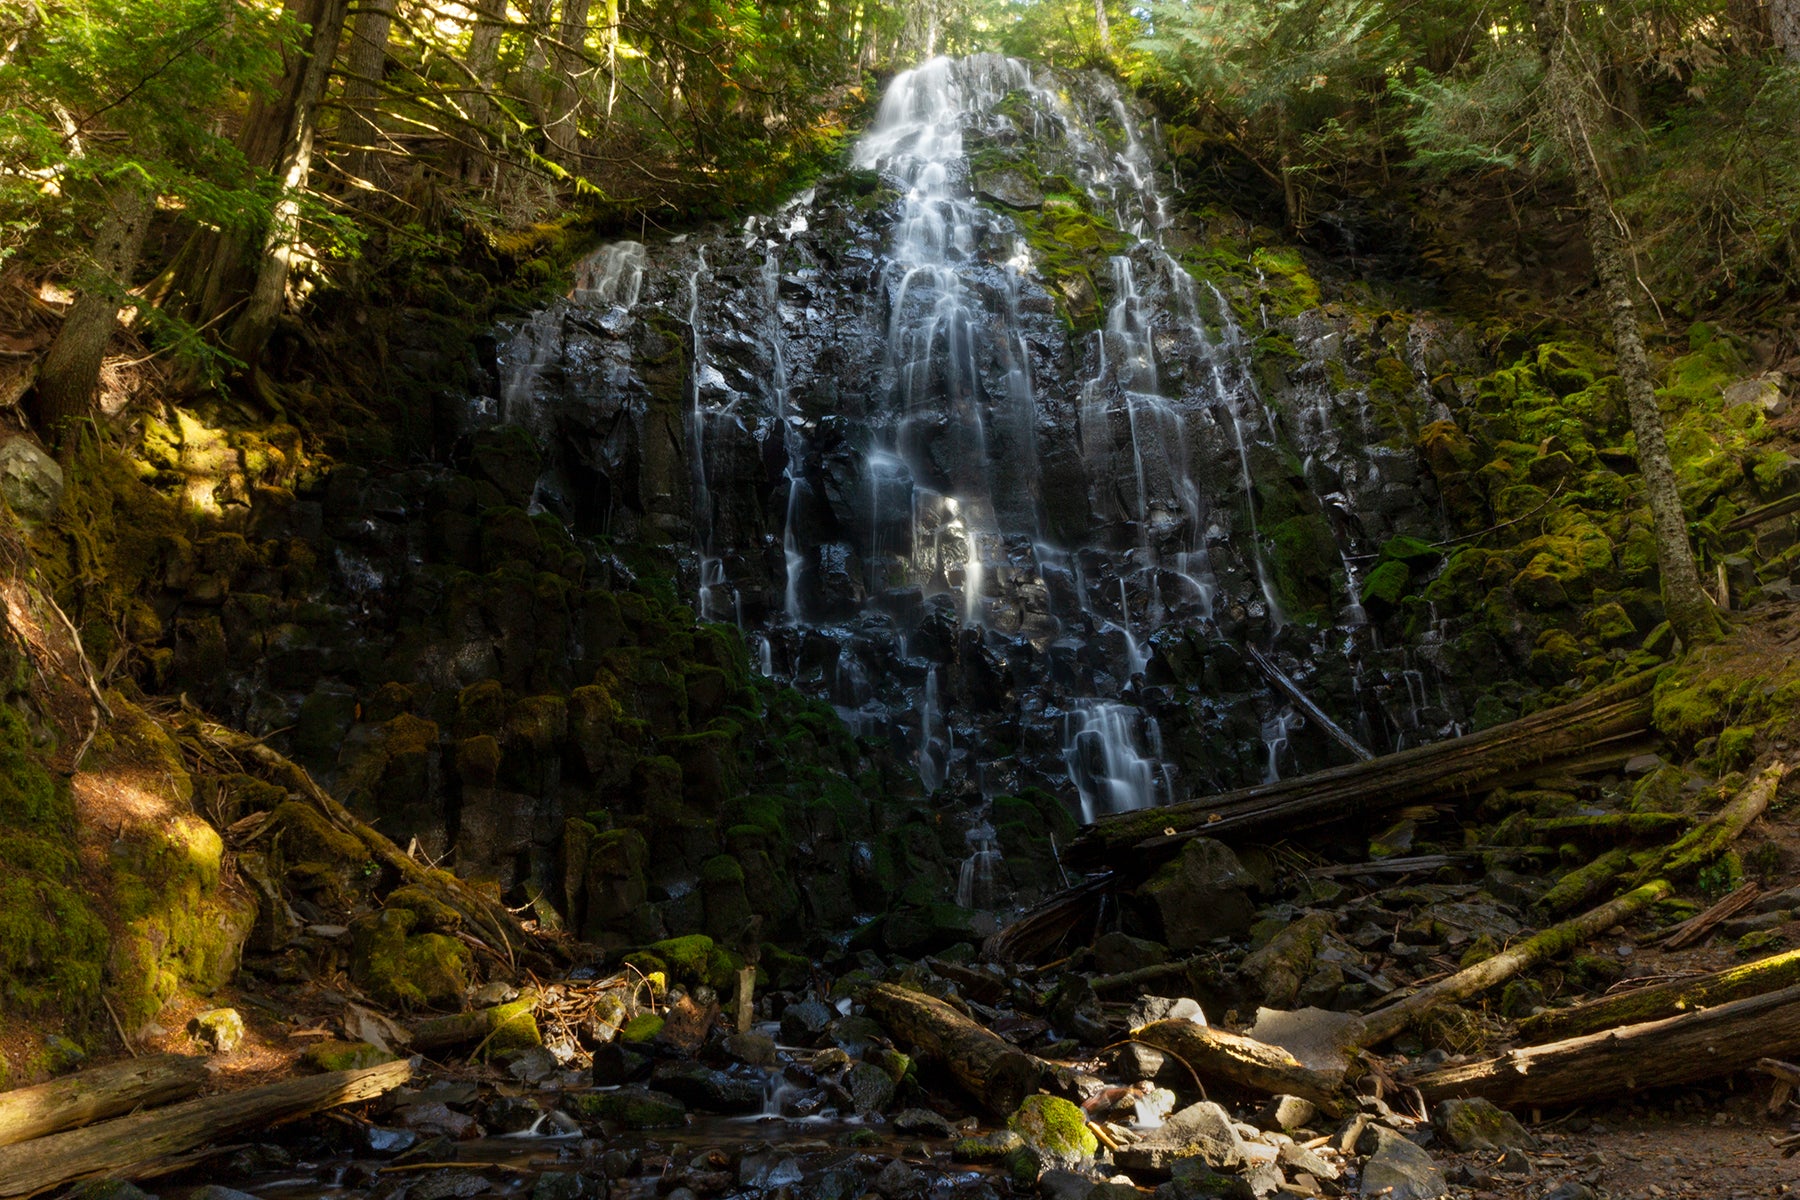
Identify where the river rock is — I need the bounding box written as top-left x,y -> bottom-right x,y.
0,438 -> 62,524
846,1060 -> 897,1113
1358,1127 -> 1446,1200
780,998 -> 834,1045
189,1007 -> 245,1053
1010,1094 -> 1099,1171
1431,1097 -> 1537,1153
648,1061 -> 766,1112
1137,839 -> 1257,948
894,1107 -> 958,1137
1114,1100 -> 1245,1172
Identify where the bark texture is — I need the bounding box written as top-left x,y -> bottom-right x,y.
0,1054 -> 209,1148
864,983 -> 1045,1117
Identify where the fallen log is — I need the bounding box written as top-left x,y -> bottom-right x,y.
1631,760 -> 1787,884
1660,881 -> 1762,950
1130,1019 -> 1348,1116
1722,491 -> 1800,533
1067,670 -> 1660,869
1516,947 -> 1800,1043
409,993 -> 540,1053
1090,955 -> 1208,994
0,1055 -> 210,1147
864,983 -> 1044,1118
0,1060 -> 411,1197
1358,880 -> 1672,1047
1243,645 -> 1373,762
1407,982 -> 1800,1108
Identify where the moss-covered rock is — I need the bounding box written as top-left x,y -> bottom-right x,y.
1008,1094 -> 1098,1161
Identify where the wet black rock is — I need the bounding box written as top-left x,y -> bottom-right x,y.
648,1061 -> 768,1113
781,999 -> 835,1045
845,1060 -> 898,1114
1357,1127 -> 1446,1200
893,1107 -> 958,1138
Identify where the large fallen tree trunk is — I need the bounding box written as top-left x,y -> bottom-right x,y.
1357,881 -> 1672,1047
1066,670 -> 1659,869
1129,1019 -> 1348,1115
1516,947 -> 1800,1043
1629,760 -> 1787,885
1407,982 -> 1800,1108
0,1055 -> 210,1147
0,1060 -> 410,1197
864,983 -> 1044,1118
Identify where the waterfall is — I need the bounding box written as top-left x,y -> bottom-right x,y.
505,54 -> 1462,886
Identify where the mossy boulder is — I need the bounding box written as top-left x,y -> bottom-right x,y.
303,1040 -> 397,1072
348,906 -> 471,1008
564,1085 -> 687,1128
1008,1094 -> 1098,1163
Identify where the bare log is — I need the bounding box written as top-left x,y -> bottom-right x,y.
1516,947 -> 1800,1043
1408,983 -> 1800,1108
1661,881 -> 1761,950
1067,670 -> 1659,869
0,1060 -> 410,1196
0,1055 -> 210,1148
864,983 -> 1044,1117
1358,880 -> 1672,1047
1130,1019 -> 1347,1115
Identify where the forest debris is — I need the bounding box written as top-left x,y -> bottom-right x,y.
1660,881 -> 1762,949
1516,947 -> 1800,1042
410,993 -> 541,1054
1090,955 -> 1208,994
1406,982 -> 1800,1108
0,1060 -> 411,1196
864,983 -> 1045,1117
1357,880 -> 1672,1047
1129,1017 -> 1349,1115
0,1054 -> 210,1148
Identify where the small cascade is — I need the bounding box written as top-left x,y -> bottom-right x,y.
955,822 -> 1001,909
1262,707 -> 1300,782
1065,702 -> 1160,823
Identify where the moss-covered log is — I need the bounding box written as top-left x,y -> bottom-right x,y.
0,1060 -> 410,1196
1130,1019 -> 1348,1115
1516,948 -> 1800,1042
1631,760 -> 1787,883
1409,983 -> 1800,1108
0,1055 -> 209,1147
1067,670 -> 1660,870
1537,847 -> 1633,915
864,983 -> 1044,1117
1358,880 -> 1672,1047
410,993 -> 542,1053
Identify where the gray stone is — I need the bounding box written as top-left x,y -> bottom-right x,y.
1138,839 -> 1257,949
0,438 -> 62,524
1358,1127 -> 1446,1200
532,1174 -> 597,1200
973,168 -> 1044,210
1723,373 -> 1786,413
1128,995 -> 1207,1028
780,998 -> 834,1045
648,1061 -> 766,1113
1718,909 -> 1794,939
873,1158 -> 926,1199
1756,885 -> 1800,913
189,1007 -> 245,1053
845,1060 -> 897,1114
1262,1095 -> 1319,1133
189,1189 -> 263,1200
1162,1158 -> 1255,1200
1113,1042 -> 1167,1082
893,1107 -> 957,1138
1038,1170 -> 1097,1200
722,1031 -> 777,1066
1092,931 -> 1170,975
1276,1142 -> 1339,1181
1114,1100 -> 1245,1172
1622,753 -> 1664,776
1432,1098 -> 1538,1153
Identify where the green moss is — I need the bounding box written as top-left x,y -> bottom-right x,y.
302,1039 -> 397,1072
1008,1094 -> 1098,1159
349,908 -> 471,1009
1360,559 -> 1411,616
619,1012 -> 665,1042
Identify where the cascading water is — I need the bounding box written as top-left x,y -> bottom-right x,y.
487,54 -> 1467,908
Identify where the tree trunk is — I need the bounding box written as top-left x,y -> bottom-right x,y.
1093,0 -> 1111,52
0,1061 -> 410,1197
224,0 -> 350,373
1406,982 -> 1800,1108
0,1054 -> 209,1148
864,983 -> 1045,1117
1515,947 -> 1800,1043
337,0 -> 397,184
32,182 -> 152,442
546,0 -> 592,157
1771,0 -> 1800,59
1545,0 -> 1723,647
1129,1019 -> 1348,1114
458,0 -> 507,182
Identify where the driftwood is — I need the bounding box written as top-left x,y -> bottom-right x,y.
0,1055 -> 210,1148
1660,881 -> 1762,950
1358,880 -> 1672,1047
0,1060 -> 411,1197
1754,1058 -> 1800,1116
1067,670 -> 1659,869
1722,491 -> 1800,533
1090,955 -> 1208,994
864,983 -> 1044,1117
1408,982 -> 1800,1108
1516,947 -> 1800,1042
1130,1019 -> 1347,1115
